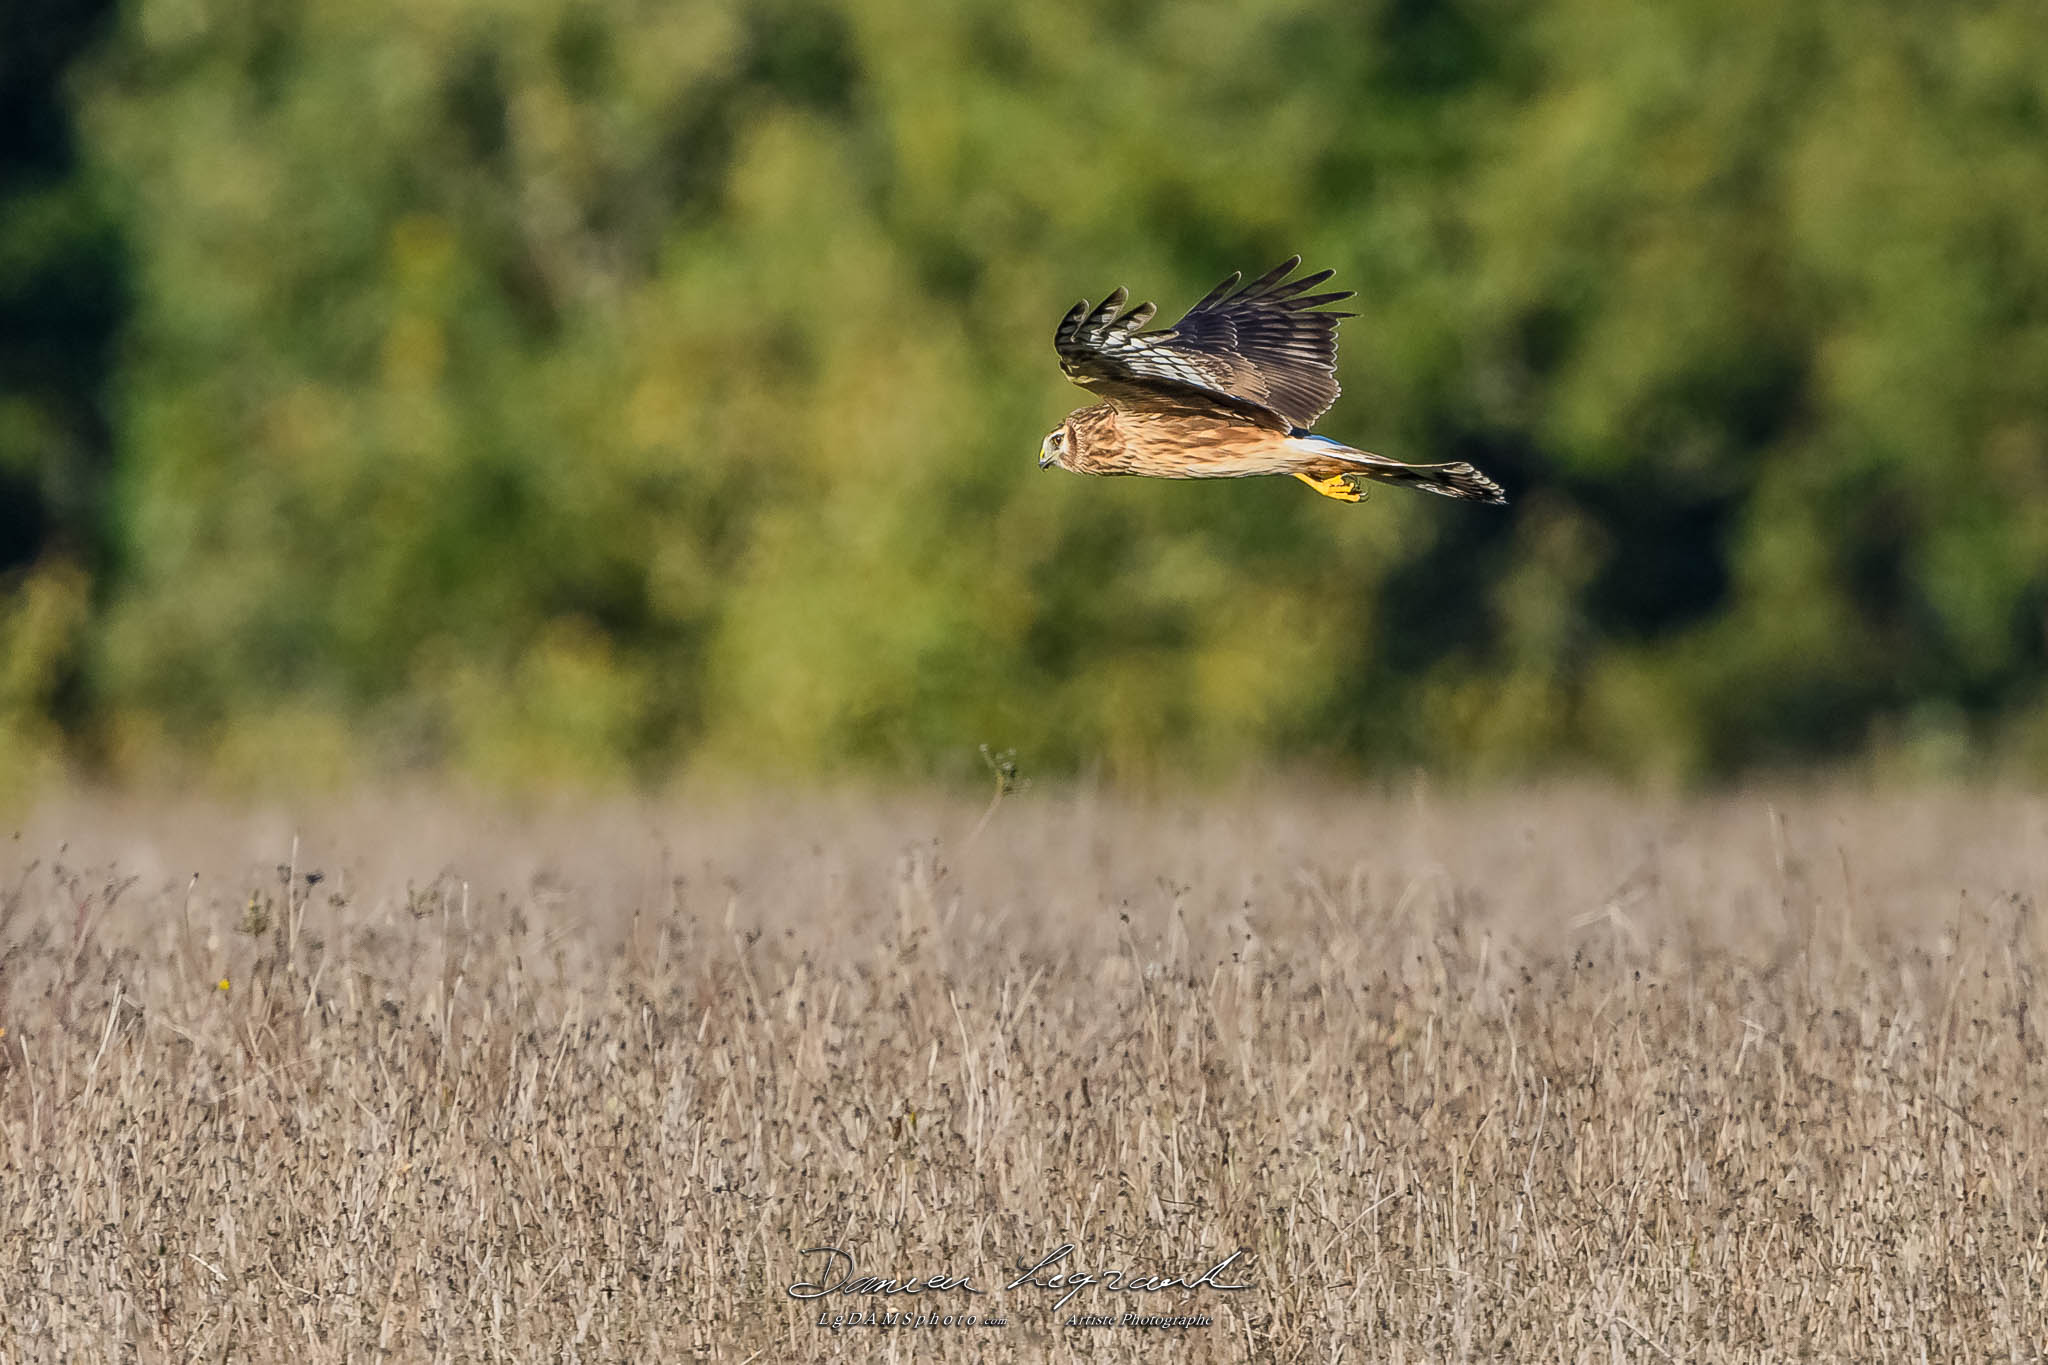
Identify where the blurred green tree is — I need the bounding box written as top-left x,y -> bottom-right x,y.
0,0 -> 125,792
28,0 -> 2046,787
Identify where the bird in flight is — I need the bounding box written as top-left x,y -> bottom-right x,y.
1041,258 -> 1506,505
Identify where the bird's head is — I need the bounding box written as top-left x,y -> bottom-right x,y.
1038,421 -> 1072,472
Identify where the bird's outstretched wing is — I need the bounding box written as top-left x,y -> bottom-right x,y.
1054,257 -> 1356,430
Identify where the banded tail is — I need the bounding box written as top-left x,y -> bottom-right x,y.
1287,433 -> 1507,505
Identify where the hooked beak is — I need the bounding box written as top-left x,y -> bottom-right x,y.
1038,449 -> 1056,469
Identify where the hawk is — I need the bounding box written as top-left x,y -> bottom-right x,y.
1040,258 -> 1506,505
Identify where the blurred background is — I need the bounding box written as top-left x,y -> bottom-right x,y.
2,0 -> 2045,796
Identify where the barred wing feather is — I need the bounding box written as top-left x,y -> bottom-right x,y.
1054,257 -> 1356,430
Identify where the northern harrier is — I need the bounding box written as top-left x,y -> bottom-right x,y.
1040,258 -> 1506,505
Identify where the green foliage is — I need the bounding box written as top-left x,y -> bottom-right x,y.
0,0 -> 125,785
11,0 -> 2048,785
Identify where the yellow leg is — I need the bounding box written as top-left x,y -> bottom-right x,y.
1292,471 -> 1368,503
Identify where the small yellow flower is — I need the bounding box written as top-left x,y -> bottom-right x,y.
217,978 -> 231,993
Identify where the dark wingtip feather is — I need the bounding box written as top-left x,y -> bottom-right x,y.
1189,270 -> 1245,314
1265,267 -> 1336,301
1054,299 -> 1091,346
1227,259 -> 1300,304
1254,255 -> 1303,284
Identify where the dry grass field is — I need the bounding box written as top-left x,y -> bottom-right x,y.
2,783 -> 2046,1361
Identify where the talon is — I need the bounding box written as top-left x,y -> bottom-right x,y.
1293,471 -> 1366,503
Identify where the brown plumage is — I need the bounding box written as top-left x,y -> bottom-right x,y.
1040,258 -> 1507,505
